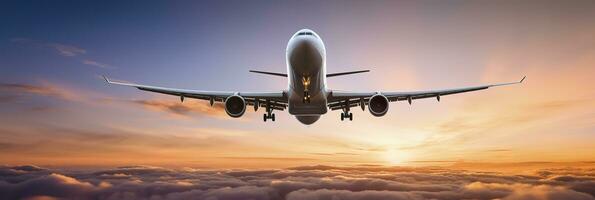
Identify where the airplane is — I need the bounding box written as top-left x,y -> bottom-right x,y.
104,28 -> 525,125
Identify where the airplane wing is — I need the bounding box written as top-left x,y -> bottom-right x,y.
103,76 -> 287,110
327,76 -> 525,110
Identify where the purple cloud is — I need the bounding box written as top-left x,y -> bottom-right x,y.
0,165 -> 594,200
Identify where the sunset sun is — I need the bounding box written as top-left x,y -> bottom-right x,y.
383,149 -> 412,165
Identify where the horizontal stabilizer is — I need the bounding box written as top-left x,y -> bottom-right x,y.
249,70 -> 287,77
327,70 -> 370,77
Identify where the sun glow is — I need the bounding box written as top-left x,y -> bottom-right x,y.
383,149 -> 412,165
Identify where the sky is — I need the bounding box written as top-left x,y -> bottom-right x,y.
0,0 -> 594,171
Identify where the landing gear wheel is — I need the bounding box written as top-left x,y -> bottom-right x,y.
264,109 -> 275,122
340,112 -> 353,121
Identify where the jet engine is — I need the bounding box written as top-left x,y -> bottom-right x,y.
368,94 -> 389,117
225,95 -> 246,118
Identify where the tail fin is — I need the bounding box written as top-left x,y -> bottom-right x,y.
327,70 -> 370,77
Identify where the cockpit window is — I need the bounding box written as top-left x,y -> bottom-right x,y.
296,32 -> 317,38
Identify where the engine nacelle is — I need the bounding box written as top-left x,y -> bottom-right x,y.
368,94 -> 389,117
225,95 -> 246,118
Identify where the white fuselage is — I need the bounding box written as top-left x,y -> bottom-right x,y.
286,29 -> 327,124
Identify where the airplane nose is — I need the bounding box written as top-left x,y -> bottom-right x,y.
289,38 -> 322,73
294,38 -> 317,54
291,38 -> 319,61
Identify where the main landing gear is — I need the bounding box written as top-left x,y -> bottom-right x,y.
340,99 -> 353,121
263,108 -> 275,122
340,108 -> 353,121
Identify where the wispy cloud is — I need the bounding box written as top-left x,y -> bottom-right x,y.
11,38 -> 86,57
309,152 -> 359,156
82,59 -> 113,69
485,149 -> 513,152
0,81 -> 82,102
11,38 -> 114,69
0,125 -> 238,167
0,80 -> 229,120
218,156 -> 318,162
132,99 -> 226,118
0,95 -> 18,103
48,43 -> 86,57
402,98 -> 595,153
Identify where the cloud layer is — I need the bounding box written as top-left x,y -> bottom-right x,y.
0,165 -> 593,200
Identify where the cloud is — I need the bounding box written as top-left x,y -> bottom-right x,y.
48,43 -> 86,57
11,38 -> 86,57
11,38 -> 113,69
572,182 -> 595,198
10,165 -> 46,172
466,182 -> 595,200
0,125 -> 241,167
0,164 -> 594,200
0,95 -> 17,103
219,157 -> 318,162
0,82 -> 81,102
1,80 -> 223,117
404,98 -> 595,153
286,189 -> 423,200
82,59 -> 112,69
485,149 -> 513,152
309,152 -> 360,156
0,173 -> 95,199
132,99 -> 226,118
172,186 -> 278,200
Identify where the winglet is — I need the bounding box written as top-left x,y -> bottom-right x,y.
102,75 -> 111,83
487,76 -> 527,87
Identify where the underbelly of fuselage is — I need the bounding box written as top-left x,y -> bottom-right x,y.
287,43 -> 327,115
285,31 -> 327,124
288,89 -> 327,115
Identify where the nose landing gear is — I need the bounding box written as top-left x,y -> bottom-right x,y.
302,76 -> 311,104
302,91 -> 311,103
